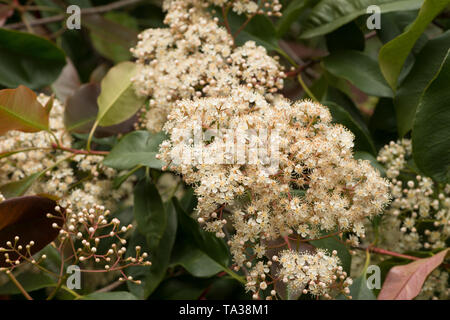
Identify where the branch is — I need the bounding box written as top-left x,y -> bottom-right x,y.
4,0 -> 143,29
52,143 -> 109,156
354,245 -> 420,261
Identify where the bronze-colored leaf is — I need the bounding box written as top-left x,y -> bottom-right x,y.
0,85 -> 49,135
0,196 -> 62,267
378,249 -> 449,300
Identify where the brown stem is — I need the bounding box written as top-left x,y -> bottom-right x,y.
52,143 -> 109,156
222,5 -> 234,43
7,272 -> 33,300
285,60 -> 317,77
355,245 -> 420,261
4,0 -> 143,29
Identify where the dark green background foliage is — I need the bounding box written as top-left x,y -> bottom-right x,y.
0,0 -> 449,300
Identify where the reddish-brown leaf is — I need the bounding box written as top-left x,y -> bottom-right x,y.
0,86 -> 49,135
378,249 -> 449,300
0,196 -> 62,267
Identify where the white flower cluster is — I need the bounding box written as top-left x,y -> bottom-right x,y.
378,139 -> 450,251
131,1 -> 285,132
139,0 -> 389,299
163,0 -> 282,17
375,139 -> 450,299
0,95 -> 134,213
159,87 -> 390,298
276,249 -> 352,298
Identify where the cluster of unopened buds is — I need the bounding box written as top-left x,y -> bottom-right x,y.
0,237 -> 44,270
1,203 -> 151,286
239,248 -> 353,300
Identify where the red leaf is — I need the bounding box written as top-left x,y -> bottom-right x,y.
0,196 -> 62,267
378,249 -> 449,300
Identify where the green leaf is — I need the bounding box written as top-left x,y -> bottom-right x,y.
0,86 -> 50,135
369,98 -> 398,150
338,273 -> 376,300
379,0 -> 450,90
300,0 -> 424,39
376,10 -> 420,43
324,101 -> 377,155
310,236 -> 352,274
103,131 -> 166,170
0,29 -> 66,89
82,292 -> 138,300
0,172 -> 42,198
95,61 -> 145,127
127,201 -> 178,299
133,178 -> 167,249
0,272 -> 55,295
89,12 -> 139,63
395,31 -> 450,136
276,0 -> 311,37
232,14 -> 280,52
171,247 -> 224,278
326,22 -> 365,52
150,275 -> 213,300
171,199 -> 231,278
412,49 -> 450,183
323,50 -> 393,97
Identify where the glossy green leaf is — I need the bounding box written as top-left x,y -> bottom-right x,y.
276,0 -> 311,37
134,178 -> 167,249
395,31 -> 450,136
0,172 -> 42,198
369,98 -> 398,150
412,50 -> 450,182
379,0 -> 450,90
0,272 -> 55,295
0,29 -> 66,89
150,275 -> 212,300
338,273 -> 376,300
324,101 -> 377,155
89,12 -> 139,63
171,247 -> 224,278
323,50 -> 393,97
103,131 -> 166,170
127,200 -> 178,299
0,86 -> 49,135
326,22 -> 365,52
95,61 -> 145,127
171,199 -> 231,278
232,14 -> 280,52
300,0 -> 424,39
